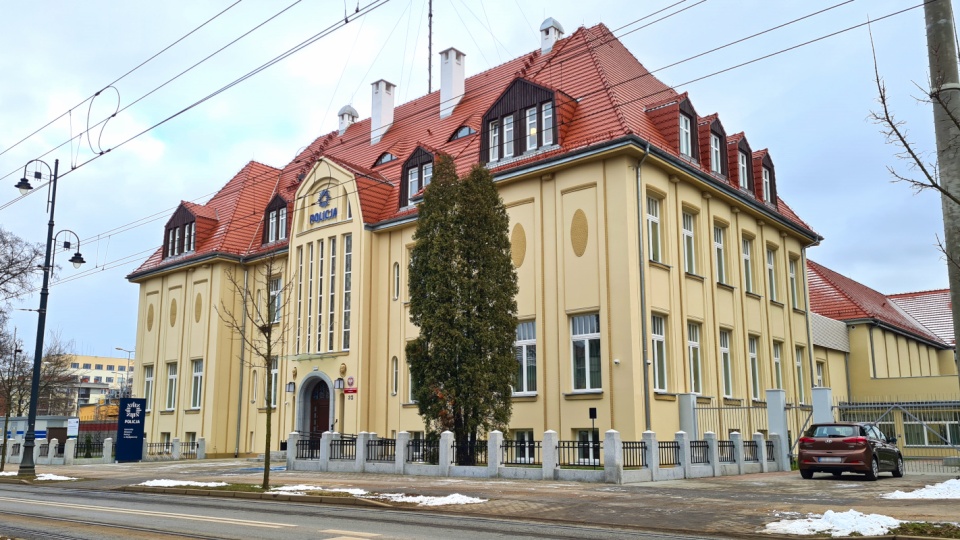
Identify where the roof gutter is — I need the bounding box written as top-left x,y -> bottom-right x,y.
127,246 -> 290,282
845,317 -> 950,351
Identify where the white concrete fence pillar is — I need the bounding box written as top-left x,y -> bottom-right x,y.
172,438 -> 181,460
730,432 -> 744,475
603,430 -> 623,484
812,387 -> 834,425
642,430 -> 660,481
34,438 -> 45,465
439,431 -> 454,476
754,432 -> 768,473
676,431 -> 691,478
319,431 -> 333,472
356,432 -> 370,473
705,432 -> 720,477
395,431 -> 409,475
678,394 -> 699,439
142,439 -> 148,460
197,437 -> 206,460
770,433 -> 785,472
64,438 -> 76,465
104,438 -> 114,464
765,389 -> 790,466
286,432 -> 300,469
541,430 -> 558,481
487,431 -> 502,478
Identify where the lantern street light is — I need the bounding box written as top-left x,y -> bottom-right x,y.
15,158 -> 86,478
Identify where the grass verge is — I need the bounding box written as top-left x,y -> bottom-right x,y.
889,522 -> 960,539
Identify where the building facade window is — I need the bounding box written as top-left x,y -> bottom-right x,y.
714,225 -> 726,284
316,239 -> 324,352
766,248 -> 778,302
679,114 -> 692,157
391,357 -> 399,395
789,258 -> 801,309
647,196 -> 662,263
393,262 -> 400,301
488,120 -> 500,161
903,411 -> 959,446
651,315 -> 667,392
762,167 -> 772,203
296,247 -> 303,354
577,428 -> 601,464
143,365 -> 154,411
190,359 -> 203,409
514,321 -> 537,394
503,115 -> 514,158
342,234 -> 353,350
165,362 -> 177,410
71,362 -> 79,369
773,342 -> 783,390
328,237 -> 337,351
743,237 -> 754,293
687,322 -> 702,394
525,107 -> 538,152
95,364 -> 103,370
748,337 -> 760,400
738,152 -> 749,190
720,329 -> 732,398
571,313 -> 601,391
682,212 -> 696,274
795,347 -> 806,403
710,134 -> 722,173
815,361 -> 825,387
306,243 -> 315,353
481,81 -> 556,162
268,277 -> 282,324
542,102 -> 554,146
270,357 -> 279,407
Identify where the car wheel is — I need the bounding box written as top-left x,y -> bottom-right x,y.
832,471 -> 843,477
800,469 -> 814,479
865,458 -> 879,481
892,455 -> 904,478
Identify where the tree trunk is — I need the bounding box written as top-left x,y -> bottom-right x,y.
0,407 -> 10,472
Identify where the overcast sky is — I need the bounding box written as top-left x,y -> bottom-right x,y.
0,0 -> 945,360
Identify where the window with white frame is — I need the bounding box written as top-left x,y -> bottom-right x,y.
525,107 -> 538,152
165,362 -> 177,410
542,102 -> 554,146
514,321 -> 537,394
682,212 -> 696,274
903,410 -> 960,446
789,258 -> 801,309
687,322 -> 702,394
651,315 -> 667,391
306,243 -> 314,353
766,248 -> 778,301
144,365 -> 154,411
251,370 -> 258,403
190,359 -> 203,409
710,134 -> 722,174
714,225 -> 726,284
316,239 -> 324,352
738,152 -> 749,190
183,222 -> 195,252
167,229 -> 176,257
679,114 -> 692,157
720,329 -> 732,397
342,234 -> 352,350
296,247 -> 303,354
503,115 -> 514,158
571,313 -> 601,391
748,337 -> 760,400
743,237 -> 754,293
815,361 -> 825,387
278,207 -> 287,240
391,357 -> 399,395
795,346 -> 806,403
268,210 -> 277,243
328,236 -> 337,351
393,262 -> 400,301
488,120 -> 500,161
647,196 -> 662,263
269,357 -> 279,407
268,277 -> 282,323
513,430 -> 536,463
408,361 -> 419,403
762,167 -> 772,203
773,342 -> 783,390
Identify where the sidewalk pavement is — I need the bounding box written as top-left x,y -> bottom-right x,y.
4,459 -> 958,537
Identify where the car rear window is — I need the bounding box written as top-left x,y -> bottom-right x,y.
808,425 -> 857,438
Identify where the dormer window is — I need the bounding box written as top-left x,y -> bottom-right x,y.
679,115 -> 692,157
738,152 -> 749,190
489,121 -> 500,161
163,207 -> 197,259
762,167 -> 772,203
482,79 -> 559,164
449,125 -> 476,141
401,147 -> 434,207
710,134 -> 722,173
374,152 -> 396,167
263,196 -> 288,244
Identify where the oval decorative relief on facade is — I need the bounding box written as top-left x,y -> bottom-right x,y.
195,293 -> 203,323
570,209 -> 589,257
511,224 -> 527,268
147,304 -> 155,332
169,298 -> 177,327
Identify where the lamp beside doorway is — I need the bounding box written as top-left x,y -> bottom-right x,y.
333,378 -> 345,390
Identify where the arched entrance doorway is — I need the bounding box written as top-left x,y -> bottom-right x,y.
308,379 -> 332,435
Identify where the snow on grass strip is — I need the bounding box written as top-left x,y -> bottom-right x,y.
0,472 -> 16,477
370,493 -> 487,506
268,485 -> 369,496
138,479 -> 228,488
36,474 -> 77,481
764,509 -> 901,537
882,478 -> 960,499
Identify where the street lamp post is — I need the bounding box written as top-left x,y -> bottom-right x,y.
114,347 -> 134,398
16,158 -> 85,479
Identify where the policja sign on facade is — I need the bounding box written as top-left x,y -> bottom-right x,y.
115,398 -> 147,462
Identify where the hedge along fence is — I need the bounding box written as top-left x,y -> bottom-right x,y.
287,429 -> 787,485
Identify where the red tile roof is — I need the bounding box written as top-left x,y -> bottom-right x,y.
131,23 -> 818,279
807,260 -> 948,347
889,289 -> 954,346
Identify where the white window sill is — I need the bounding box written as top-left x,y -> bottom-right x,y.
512,392 -> 538,398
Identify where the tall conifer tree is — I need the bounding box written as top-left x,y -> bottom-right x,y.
407,155 -> 518,463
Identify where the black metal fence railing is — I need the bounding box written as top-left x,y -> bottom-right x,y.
366,438 -> 397,462
147,442 -> 172,456
690,440 -> 710,464
330,437 -> 357,460
38,443 -> 49,458
296,438 -> 323,460
55,443 -> 65,458
451,440 -> 487,466
557,440 -> 602,468
182,441 -> 199,460
658,441 -> 681,467
406,439 -> 440,464
11,443 -> 21,456
74,441 -> 104,459
766,440 -> 776,462
502,440 -> 541,466
743,440 -> 760,462
718,441 -> 735,463
623,441 -> 647,469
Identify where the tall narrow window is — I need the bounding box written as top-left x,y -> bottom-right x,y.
525,107 -> 538,152
296,247 -> 303,354
190,222 -> 196,251
682,212 -> 696,274
815,361 -> 825,387
167,229 -> 176,257
572,313 -> 601,391
710,134 -> 722,173
393,262 -> 400,301
278,207 -> 287,240
328,237 -> 337,351
762,168 -> 772,203
743,238 -> 754,293
789,259 -> 800,309
268,210 -> 277,242
503,115 -> 514,158
542,102 -> 554,146
251,371 -> 258,403
270,357 -> 279,407
307,243 -> 314,353
165,362 -> 177,410
647,197 -> 662,263
342,234 -> 352,350
687,323 -> 702,394
407,167 -> 419,197
316,240 -> 324,352
190,359 -> 203,409
795,347 -> 806,403
738,152 -> 749,190
714,225 -> 726,284
514,321 -> 537,394
773,342 -> 783,390
488,120 -> 500,161
422,163 -> 433,189
183,223 -> 193,253
748,337 -> 760,400
268,277 -> 282,323
720,330 -> 732,397
392,357 -> 399,395
143,365 -> 154,411
651,315 -> 667,392
174,228 -> 180,255
766,248 -> 778,301
679,115 -> 692,157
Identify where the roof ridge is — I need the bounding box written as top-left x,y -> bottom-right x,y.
581,25 -> 632,137
888,288 -> 950,297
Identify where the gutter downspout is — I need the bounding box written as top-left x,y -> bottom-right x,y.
868,323 -> 878,379
636,142 -> 653,431
844,352 -> 852,400
234,265 -> 249,458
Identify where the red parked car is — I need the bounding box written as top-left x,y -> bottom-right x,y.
797,422 -> 904,480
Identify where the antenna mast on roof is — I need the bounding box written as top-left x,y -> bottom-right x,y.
428,0 -> 433,93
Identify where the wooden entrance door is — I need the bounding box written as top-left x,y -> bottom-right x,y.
309,381 -> 331,435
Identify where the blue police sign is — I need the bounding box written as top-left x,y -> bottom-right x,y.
115,398 -> 146,462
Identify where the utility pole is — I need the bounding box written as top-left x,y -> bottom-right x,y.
924,0 -> 960,390
428,0 -> 433,93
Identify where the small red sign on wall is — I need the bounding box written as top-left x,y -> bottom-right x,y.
344,387 -> 358,394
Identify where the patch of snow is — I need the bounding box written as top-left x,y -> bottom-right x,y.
764,509 -> 901,537
371,493 -> 487,506
36,474 -> 77,481
882,479 -> 960,499
0,471 -> 16,476
269,485 -> 369,496
138,479 -> 228,488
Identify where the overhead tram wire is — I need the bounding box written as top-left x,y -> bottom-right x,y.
9,0 -> 923,273
0,0 -> 243,161
609,0 -> 692,34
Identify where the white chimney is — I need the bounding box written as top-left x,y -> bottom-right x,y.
370,79 -> 396,144
540,18 -> 565,54
439,47 -> 466,119
338,104 -> 358,135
